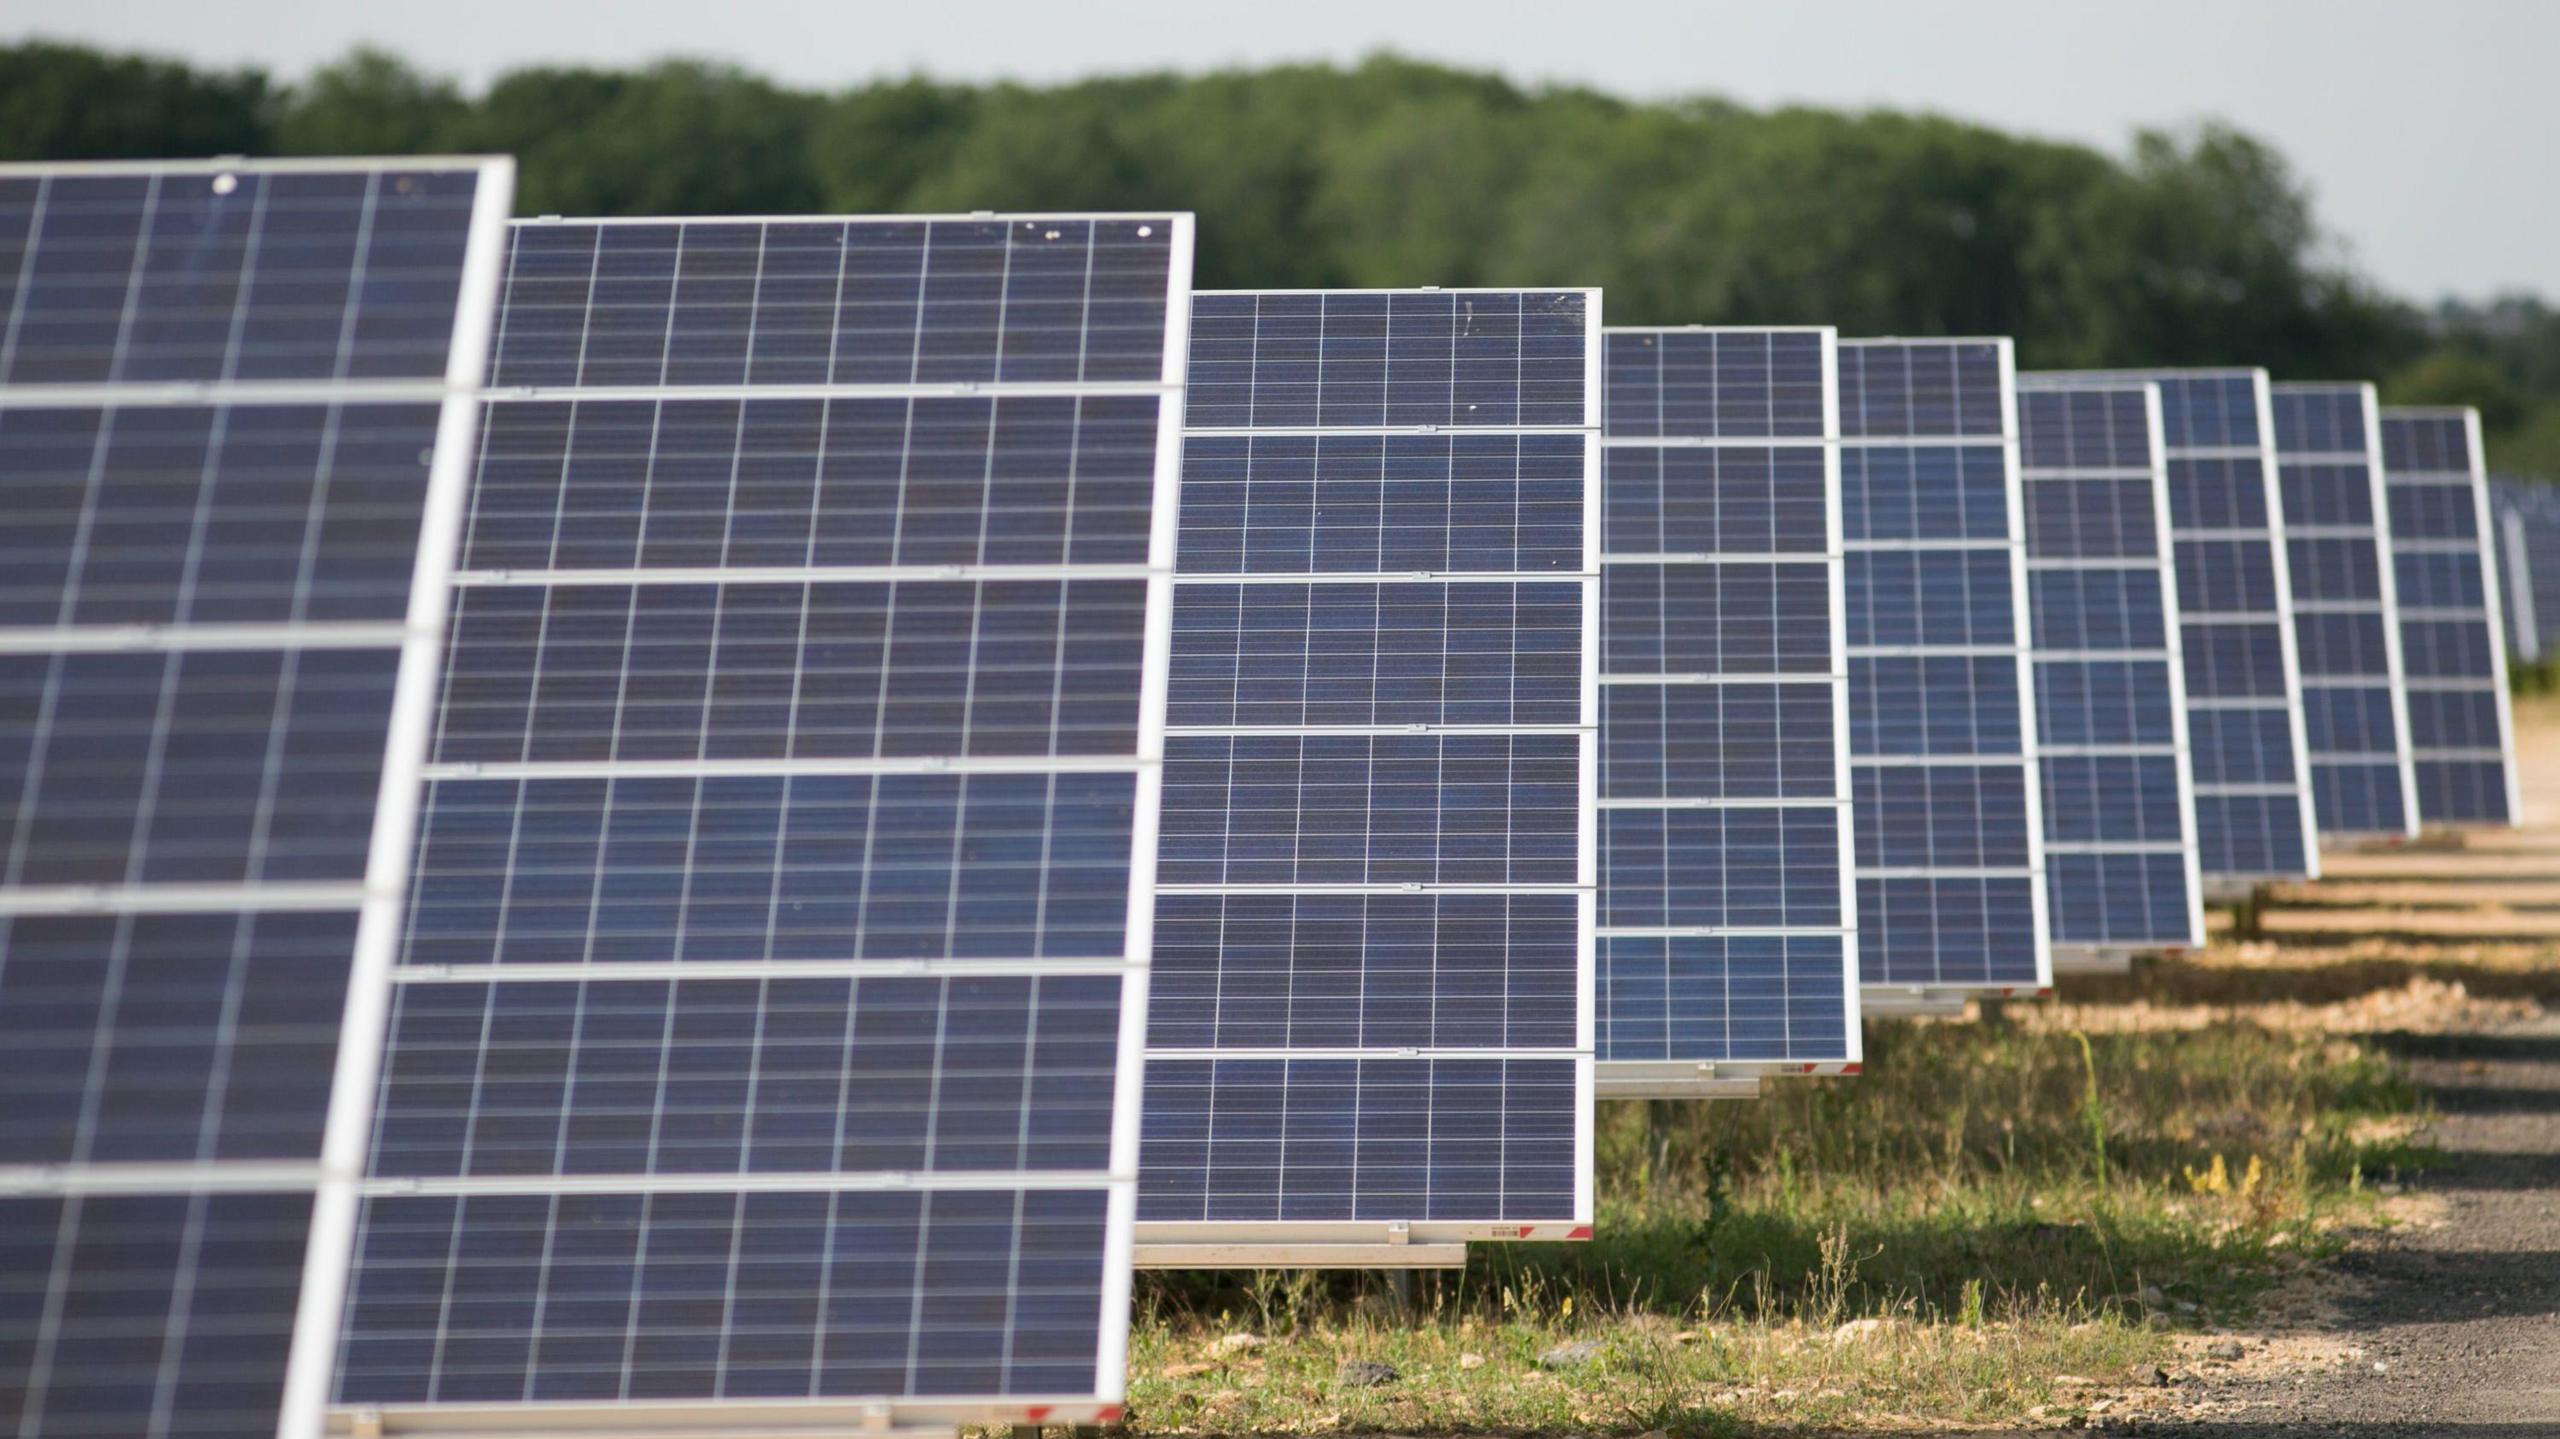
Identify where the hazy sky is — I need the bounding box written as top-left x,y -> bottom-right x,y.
15,0 -> 2556,301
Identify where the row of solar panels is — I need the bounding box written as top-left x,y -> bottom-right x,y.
0,158 -> 2523,1439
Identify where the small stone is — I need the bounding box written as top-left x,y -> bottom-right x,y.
1336,1360 -> 1399,1387
2373,1361 -> 2390,1375
2206,1340 -> 2245,1362
1211,1332 -> 1263,1356
2136,1284 -> 2167,1307
2152,1366 -> 2174,1386
1537,1340 -> 1604,1370
1457,1352 -> 1487,1371
2174,1299 -> 2199,1315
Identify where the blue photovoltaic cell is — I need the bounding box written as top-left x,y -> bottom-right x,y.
462,395 -> 1167,572
1841,339 -> 2044,990
492,217 -> 1174,388
0,910 -> 357,1165
0,647 -> 402,886
2271,383 -> 2415,838
339,1188 -> 1110,1406
0,157 -> 508,1439
1142,291 -> 1596,1235
1604,328 -> 1827,439
1185,290 -> 1588,429
1159,734 -> 1581,887
1149,894 -> 1579,1051
1142,1058 -> 1578,1222
367,974 -> 1123,1178
0,403 -> 446,626
434,578 -> 1150,763
333,214 -> 1189,1419
2046,369 -> 2317,880
2014,378 -> 2201,954
2382,408 -> 2519,825
0,1191 -> 315,1439
1595,328 -> 1855,1075
404,772 -> 1139,966
1169,581 -> 1583,728
0,167 -> 483,385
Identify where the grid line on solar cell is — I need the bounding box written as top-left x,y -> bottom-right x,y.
0,162 -> 491,389
322,212 -> 1190,1423
490,215 -> 1179,390
0,156 -> 514,1439
2038,369 -> 2319,882
1593,328 -> 1858,1081
1840,339 -> 2046,992
335,1186 -> 1112,1405
2381,407 -> 2520,826
1142,290 -> 1597,1242
433,577 -> 1151,763
2013,377 -> 2203,954
2270,382 -> 2417,839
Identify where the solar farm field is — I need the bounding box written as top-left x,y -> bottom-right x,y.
1122,697 -> 2560,1435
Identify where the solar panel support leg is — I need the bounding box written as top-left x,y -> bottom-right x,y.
1013,1426 -> 1042,1439
2230,884 -> 2267,942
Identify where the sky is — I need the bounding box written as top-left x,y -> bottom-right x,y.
14,0 -> 2557,302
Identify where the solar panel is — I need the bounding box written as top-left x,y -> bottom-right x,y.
2013,377 -> 2205,966
322,215 -> 1193,1432
1837,339 -> 2048,1006
2489,478 -> 2560,665
2381,407 -> 2522,826
2270,382 -> 2418,840
1594,327 -> 1857,1092
0,156 -> 514,1439
2039,369 -> 2320,887
1139,290 -> 1598,1263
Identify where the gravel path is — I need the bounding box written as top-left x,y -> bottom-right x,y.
2005,701 -> 2560,1436
2133,1010 -> 2560,1436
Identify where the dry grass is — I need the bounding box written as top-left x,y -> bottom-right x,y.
1102,702 -> 2560,1436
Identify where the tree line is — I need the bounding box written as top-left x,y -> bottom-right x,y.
5,40 -> 2556,474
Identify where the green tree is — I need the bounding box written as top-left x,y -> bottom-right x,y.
276,49 -> 467,156
458,61 -> 822,217
2385,350 -> 2525,432
0,41 -> 269,160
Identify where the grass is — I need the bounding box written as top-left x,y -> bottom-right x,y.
1124,1002 -> 2433,1435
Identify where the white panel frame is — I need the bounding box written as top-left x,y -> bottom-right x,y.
2014,376 -> 2209,960
1134,287 -> 1604,1260
1589,325 -> 1864,1093
2384,405 -> 2524,829
280,156 -> 519,1439
310,210 -> 1196,1437
1844,337 -> 2055,1011
2042,367 -> 2325,888
2500,502 -> 2541,664
2267,381 -> 2421,842
0,154 -> 521,1439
